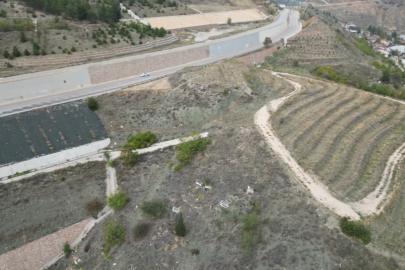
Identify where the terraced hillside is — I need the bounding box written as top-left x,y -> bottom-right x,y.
270,77 -> 405,202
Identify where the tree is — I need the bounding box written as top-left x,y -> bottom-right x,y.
87,97 -> 98,110
175,212 -> 186,237
263,37 -> 272,47
41,49 -> 47,55
24,49 -> 30,56
227,17 -> 232,25
381,69 -> 390,83
293,60 -> 299,67
3,50 -> 9,59
12,46 -> 21,57
20,31 -> 27,43
392,31 -> 397,40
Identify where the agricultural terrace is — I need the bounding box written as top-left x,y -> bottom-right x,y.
271,77 -> 405,202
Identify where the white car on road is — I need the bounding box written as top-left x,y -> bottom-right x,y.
141,73 -> 150,77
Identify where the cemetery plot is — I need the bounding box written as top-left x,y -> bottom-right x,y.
0,102 -> 107,165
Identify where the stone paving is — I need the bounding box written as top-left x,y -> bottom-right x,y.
0,219 -> 91,270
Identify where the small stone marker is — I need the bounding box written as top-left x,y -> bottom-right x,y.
172,207 -> 180,213
247,186 -> 254,194
196,181 -> 202,187
204,185 -> 212,189
220,200 -> 229,208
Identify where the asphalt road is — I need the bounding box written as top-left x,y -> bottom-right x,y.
0,10 -> 301,117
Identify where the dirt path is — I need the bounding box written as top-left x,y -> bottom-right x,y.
255,73 -> 360,220
256,72 -> 405,219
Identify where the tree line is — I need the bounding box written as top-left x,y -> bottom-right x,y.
22,0 -> 122,23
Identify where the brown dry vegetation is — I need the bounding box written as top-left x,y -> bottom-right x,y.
271,77 -> 405,202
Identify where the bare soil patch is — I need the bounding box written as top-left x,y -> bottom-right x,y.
0,161 -> 106,254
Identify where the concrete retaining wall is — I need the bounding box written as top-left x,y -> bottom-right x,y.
237,42 -> 281,66
0,138 -> 110,179
89,46 -> 209,84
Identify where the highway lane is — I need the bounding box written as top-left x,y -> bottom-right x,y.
0,10 -> 301,117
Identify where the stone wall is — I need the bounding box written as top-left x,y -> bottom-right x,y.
89,46 -> 210,84
237,42 -> 281,66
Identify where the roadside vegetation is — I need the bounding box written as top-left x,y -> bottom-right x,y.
140,200 -> 167,218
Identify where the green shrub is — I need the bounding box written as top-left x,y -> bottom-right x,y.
175,133 -> 209,171
13,19 -> 35,31
41,49 -> 46,55
20,31 -> 27,42
4,61 -> 13,68
71,46 -> 76,52
93,44 -> 97,48
12,46 -> 21,57
168,162 -> 173,168
191,248 -> 199,255
24,49 -> 30,56
242,231 -> 260,254
3,50 -> 9,58
134,223 -> 151,239
63,242 -> 72,257
222,89 -> 228,95
355,38 -> 374,56
339,217 -> 371,244
140,200 -> 167,218
126,131 -> 157,149
108,159 -> 114,167
0,9 -> 6,18
242,212 -> 260,231
104,219 -> 126,253
0,20 -> 11,31
120,143 -> 138,166
175,212 -> 186,237
63,35 -> 66,40
87,97 -> 98,111
107,191 -> 128,211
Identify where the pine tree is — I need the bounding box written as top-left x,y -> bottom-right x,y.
175,212 -> 186,237
3,50 -> 9,59
12,46 -> 21,57
20,31 -> 27,43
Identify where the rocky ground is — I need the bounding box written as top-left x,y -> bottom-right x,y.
48,60 -> 400,269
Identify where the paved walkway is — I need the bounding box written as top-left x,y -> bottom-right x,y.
0,219 -> 92,270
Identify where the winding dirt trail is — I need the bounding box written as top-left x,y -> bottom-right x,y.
255,72 -> 405,219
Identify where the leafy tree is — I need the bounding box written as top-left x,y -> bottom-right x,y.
103,219 -> 126,254
20,31 -> 27,43
381,69 -> 390,83
24,49 -> 30,56
12,46 -> 21,57
175,212 -> 186,237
